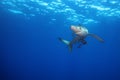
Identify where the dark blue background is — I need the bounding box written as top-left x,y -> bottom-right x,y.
0,7 -> 120,80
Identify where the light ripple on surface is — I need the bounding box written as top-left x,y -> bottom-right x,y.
0,0 -> 120,25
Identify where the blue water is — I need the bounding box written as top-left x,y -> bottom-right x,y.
0,0 -> 120,80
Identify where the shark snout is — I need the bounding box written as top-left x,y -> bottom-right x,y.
70,25 -> 81,33
70,25 -> 75,30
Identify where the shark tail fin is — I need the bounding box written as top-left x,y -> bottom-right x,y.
58,37 -> 72,52
88,33 -> 104,43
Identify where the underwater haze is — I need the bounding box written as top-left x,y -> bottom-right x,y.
0,0 -> 120,80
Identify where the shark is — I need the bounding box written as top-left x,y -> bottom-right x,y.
58,25 -> 104,52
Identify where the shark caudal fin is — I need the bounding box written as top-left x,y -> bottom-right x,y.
88,33 -> 104,43
58,37 -> 73,52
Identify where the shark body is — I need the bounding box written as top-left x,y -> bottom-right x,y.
59,25 -> 104,52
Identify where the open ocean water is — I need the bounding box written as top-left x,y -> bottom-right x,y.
0,0 -> 120,80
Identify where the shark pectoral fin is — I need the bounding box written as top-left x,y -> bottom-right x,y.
58,37 -> 70,45
88,33 -> 104,43
58,37 -> 73,52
